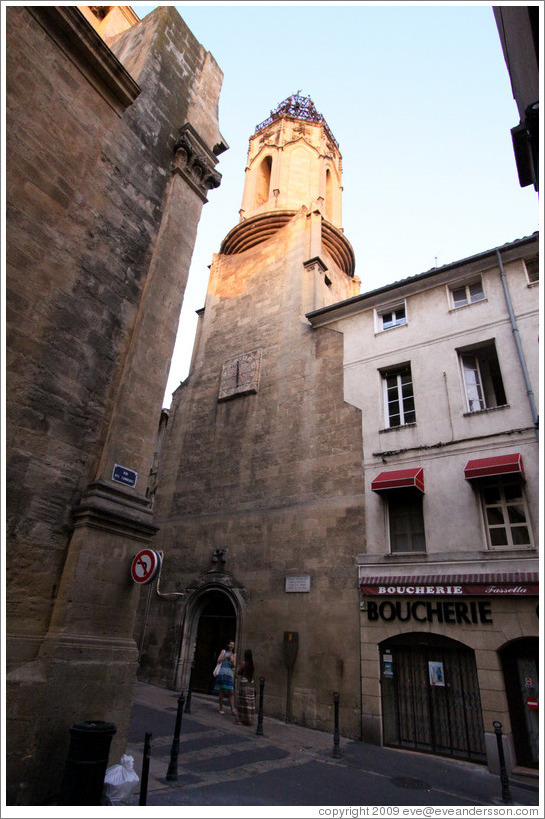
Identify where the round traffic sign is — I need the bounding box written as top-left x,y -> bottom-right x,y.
526,697 -> 538,711
131,549 -> 162,584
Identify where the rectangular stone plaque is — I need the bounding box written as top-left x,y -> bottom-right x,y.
285,575 -> 311,593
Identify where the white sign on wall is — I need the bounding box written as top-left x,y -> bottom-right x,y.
285,575 -> 311,593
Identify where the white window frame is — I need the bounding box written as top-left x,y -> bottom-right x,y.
458,342 -> 507,413
376,301 -> 407,332
479,476 -> 534,550
381,364 -> 416,428
460,352 -> 486,412
449,279 -> 485,309
524,257 -> 539,285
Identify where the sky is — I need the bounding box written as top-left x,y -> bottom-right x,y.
130,2 -> 541,407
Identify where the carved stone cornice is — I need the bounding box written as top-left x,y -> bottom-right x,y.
303,256 -> 328,275
72,480 -> 158,541
172,122 -> 222,203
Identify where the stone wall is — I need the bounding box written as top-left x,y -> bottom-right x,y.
139,208 -> 366,738
5,6 -> 224,804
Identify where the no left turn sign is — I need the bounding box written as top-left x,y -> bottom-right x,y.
131,549 -> 162,585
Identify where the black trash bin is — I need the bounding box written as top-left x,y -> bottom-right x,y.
58,720 -> 116,806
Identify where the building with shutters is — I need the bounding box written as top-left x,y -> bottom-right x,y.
307,231 -> 539,774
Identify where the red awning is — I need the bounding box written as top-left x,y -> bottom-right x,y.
371,467 -> 424,493
464,453 -> 524,481
359,572 -> 538,596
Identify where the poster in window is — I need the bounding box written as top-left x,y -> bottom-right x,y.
428,661 -> 445,687
382,654 -> 394,678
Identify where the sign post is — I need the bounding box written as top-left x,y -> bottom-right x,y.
132,549 -> 162,665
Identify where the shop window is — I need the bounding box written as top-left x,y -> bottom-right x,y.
387,488 -> 426,553
479,476 -> 533,549
449,279 -> 485,309
381,363 -> 415,428
380,634 -> 485,761
458,341 -> 507,413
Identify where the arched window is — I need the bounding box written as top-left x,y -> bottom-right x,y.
255,155 -> 272,207
325,168 -> 333,220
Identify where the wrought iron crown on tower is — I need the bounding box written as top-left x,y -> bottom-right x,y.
254,93 -> 339,150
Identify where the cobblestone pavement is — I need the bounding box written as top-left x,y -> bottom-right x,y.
120,682 -> 540,811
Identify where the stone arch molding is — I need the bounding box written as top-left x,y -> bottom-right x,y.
172,572 -> 248,690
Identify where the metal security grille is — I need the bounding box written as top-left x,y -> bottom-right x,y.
382,641 -> 486,762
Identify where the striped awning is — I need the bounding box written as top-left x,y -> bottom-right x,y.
371,467 -> 424,493
464,453 -> 524,481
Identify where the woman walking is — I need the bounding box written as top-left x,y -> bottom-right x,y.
234,649 -> 256,725
214,640 -> 237,715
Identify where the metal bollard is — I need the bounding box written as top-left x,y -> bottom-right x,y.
139,732 -> 152,806
333,692 -> 341,758
166,692 -> 185,782
256,677 -> 265,736
185,662 -> 195,713
493,721 -> 513,805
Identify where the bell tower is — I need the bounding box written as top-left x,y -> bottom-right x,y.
219,93 -> 359,315
141,94 -> 366,742
239,93 -> 344,228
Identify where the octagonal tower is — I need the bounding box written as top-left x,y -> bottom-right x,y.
240,93 -> 344,227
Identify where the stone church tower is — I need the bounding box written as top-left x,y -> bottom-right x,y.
140,94 -> 366,738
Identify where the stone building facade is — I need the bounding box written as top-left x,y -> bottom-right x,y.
5,6 -> 225,805
141,94 -> 539,777
308,233 -> 539,774
138,95 -> 366,739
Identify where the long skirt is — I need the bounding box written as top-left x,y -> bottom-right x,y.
236,678 -> 256,725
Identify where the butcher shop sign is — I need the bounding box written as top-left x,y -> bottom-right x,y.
359,579 -> 538,597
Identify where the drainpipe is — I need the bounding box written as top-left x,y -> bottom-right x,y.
496,248 -> 539,439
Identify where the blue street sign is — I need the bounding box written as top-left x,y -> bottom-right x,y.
112,463 -> 138,488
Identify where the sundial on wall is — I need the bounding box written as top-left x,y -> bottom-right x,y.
218,348 -> 262,401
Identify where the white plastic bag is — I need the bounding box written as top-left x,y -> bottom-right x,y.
103,754 -> 139,805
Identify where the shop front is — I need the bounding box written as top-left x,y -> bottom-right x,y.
359,573 -> 539,774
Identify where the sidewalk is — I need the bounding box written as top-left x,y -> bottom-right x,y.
122,681 -> 540,809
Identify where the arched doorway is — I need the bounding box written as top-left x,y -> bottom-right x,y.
499,637 -> 539,768
380,632 -> 486,762
192,590 -> 237,693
